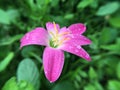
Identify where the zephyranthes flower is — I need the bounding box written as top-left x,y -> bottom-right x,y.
20,22 -> 91,82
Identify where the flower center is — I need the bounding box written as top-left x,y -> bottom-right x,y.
49,22 -> 70,48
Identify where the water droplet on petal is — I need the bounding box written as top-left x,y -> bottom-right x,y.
85,54 -> 89,59
45,71 -> 47,74
77,45 -> 81,49
26,34 -> 30,40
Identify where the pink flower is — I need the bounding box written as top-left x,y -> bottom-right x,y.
20,22 -> 91,82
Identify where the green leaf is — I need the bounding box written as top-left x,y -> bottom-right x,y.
64,14 -> 74,20
96,2 -> 119,16
17,58 -> 40,90
21,46 -> 42,63
2,77 -> 19,90
0,34 -> 23,46
101,44 -> 120,51
108,80 -> 120,90
100,38 -> 120,53
2,77 -> 35,90
36,0 -> 50,7
0,9 -> 10,24
116,62 -> 120,79
77,0 -> 94,9
88,67 -> 97,80
0,52 -> 14,72
93,82 -> 104,90
109,17 -> 120,28
6,9 -> 19,22
52,81 -> 75,90
99,28 -> 117,44
18,80 -> 35,90
50,0 -> 59,7
84,84 -> 96,90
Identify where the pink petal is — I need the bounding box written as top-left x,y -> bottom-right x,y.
43,47 -> 64,82
68,23 -> 86,34
60,27 -> 67,33
20,27 -> 48,48
46,22 -> 60,32
61,44 -> 91,61
67,35 -> 92,45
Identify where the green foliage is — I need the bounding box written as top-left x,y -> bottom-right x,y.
96,2 -> 120,16
107,80 -> 120,90
77,0 -> 95,9
116,62 -> 120,79
0,9 -> 19,24
88,67 -> 97,80
0,52 -> 14,72
0,34 -> 23,46
2,77 -> 35,90
0,0 -> 120,90
108,17 -> 120,28
52,81 -> 75,90
0,9 -> 10,24
17,59 -> 40,90
2,77 -> 19,90
99,28 -> 118,44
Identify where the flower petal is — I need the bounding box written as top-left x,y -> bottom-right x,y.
68,23 -> 86,34
67,35 -> 92,45
61,44 -> 91,61
43,47 -> 64,82
20,27 -> 48,48
60,27 -> 67,33
46,22 -> 60,32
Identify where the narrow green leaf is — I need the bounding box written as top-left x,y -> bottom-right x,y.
116,62 -> 120,79
100,38 -> 120,52
96,2 -> 119,16
17,58 -> 40,90
64,14 -> 74,20
0,34 -> 23,46
77,0 -> 94,9
0,52 -> 14,72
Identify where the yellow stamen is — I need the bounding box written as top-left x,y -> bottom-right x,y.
59,31 -> 70,37
59,37 -> 70,45
49,31 -> 56,38
53,22 -> 58,34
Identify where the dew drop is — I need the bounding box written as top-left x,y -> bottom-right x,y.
26,34 -> 30,40
45,71 -> 47,74
77,45 -> 81,49
85,54 -> 89,59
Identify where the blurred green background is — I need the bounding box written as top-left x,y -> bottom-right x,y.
0,0 -> 120,90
